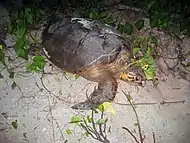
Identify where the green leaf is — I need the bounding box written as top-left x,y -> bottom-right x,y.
33,55 -> 45,62
11,81 -> 17,89
150,12 -> 170,29
14,26 -> 27,39
70,116 -> 82,124
146,57 -> 155,65
98,102 -> 115,115
89,12 -> 99,20
99,11 -> 108,18
144,47 -> 151,58
84,132 -> 89,137
135,19 -> 144,30
94,109 -> 99,114
87,115 -> 92,123
141,64 -> 149,70
117,24 -> 124,33
27,56 -> 46,73
16,48 -> 28,60
133,47 -> 140,56
144,67 -> 156,80
124,23 -> 133,35
33,56 -> 46,69
74,74 -> 80,79
150,15 -> 158,28
65,129 -> 71,135
15,37 -> 28,60
27,64 -> 38,72
25,8 -> 34,24
104,15 -> 114,24
11,120 -> 18,129
96,119 -> 105,125
89,12 -> 94,19
118,23 -> 133,35
0,45 -> 5,65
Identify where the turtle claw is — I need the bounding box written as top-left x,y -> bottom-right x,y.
72,77 -> 117,110
71,100 -> 98,110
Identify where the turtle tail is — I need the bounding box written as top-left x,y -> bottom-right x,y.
71,77 -> 118,110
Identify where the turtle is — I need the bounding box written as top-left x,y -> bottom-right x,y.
42,17 -> 146,110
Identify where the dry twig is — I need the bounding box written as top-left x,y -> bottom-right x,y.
80,108 -> 110,143
122,90 -> 149,143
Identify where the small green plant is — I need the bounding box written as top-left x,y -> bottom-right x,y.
8,7 -> 44,60
79,7 -> 116,26
11,120 -> 18,129
26,55 -> 46,73
89,11 -> 115,25
131,35 -> 157,80
65,103 -> 114,142
117,22 -> 134,35
0,7 -> 46,80
117,19 -> 145,36
135,19 -> 145,31
134,47 -> 156,80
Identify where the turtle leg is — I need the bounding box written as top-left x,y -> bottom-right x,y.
71,76 -> 118,110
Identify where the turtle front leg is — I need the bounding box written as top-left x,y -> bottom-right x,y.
71,77 -> 118,110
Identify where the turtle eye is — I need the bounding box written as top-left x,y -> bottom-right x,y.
135,76 -> 142,82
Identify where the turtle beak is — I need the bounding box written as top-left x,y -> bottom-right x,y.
120,72 -> 146,87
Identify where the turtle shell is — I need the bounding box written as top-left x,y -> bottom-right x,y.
42,17 -> 131,73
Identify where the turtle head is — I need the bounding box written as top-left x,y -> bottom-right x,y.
120,66 -> 146,87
